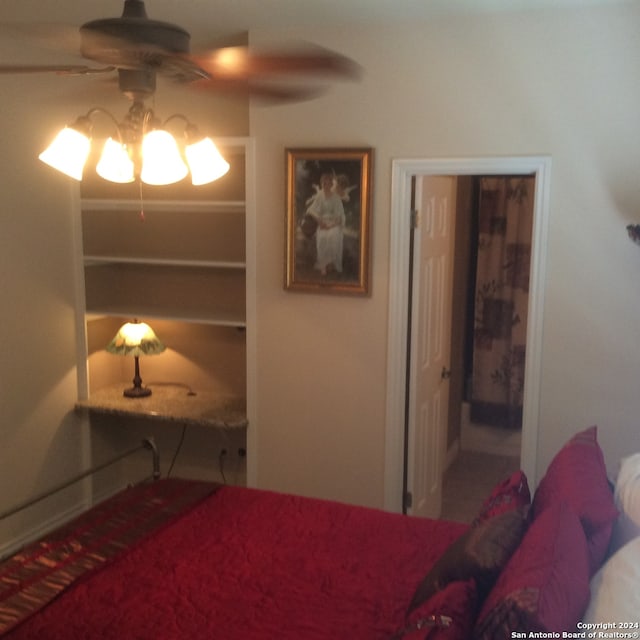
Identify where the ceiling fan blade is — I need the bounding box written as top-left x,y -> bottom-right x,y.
0,64 -> 115,76
1,7 -> 361,106
189,76 -> 327,103
247,83 -> 328,103
0,22 -> 82,55
190,44 -> 362,82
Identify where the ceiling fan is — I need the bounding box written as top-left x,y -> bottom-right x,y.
0,0 -> 362,103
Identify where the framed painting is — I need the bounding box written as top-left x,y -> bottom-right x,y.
285,147 -> 372,295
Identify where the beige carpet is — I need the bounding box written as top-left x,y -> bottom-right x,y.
441,450 -> 521,523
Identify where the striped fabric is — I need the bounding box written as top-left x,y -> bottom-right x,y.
0,478 -> 219,636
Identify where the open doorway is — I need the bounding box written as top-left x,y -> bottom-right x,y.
384,156 -> 552,516
441,174 -> 535,522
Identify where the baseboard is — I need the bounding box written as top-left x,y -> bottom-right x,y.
0,499 -> 90,561
0,479 -> 136,562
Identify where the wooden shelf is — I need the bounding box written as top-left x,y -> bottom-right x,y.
81,199 -> 246,213
84,262 -> 245,326
84,256 -> 246,270
81,206 -> 245,264
85,309 -> 246,328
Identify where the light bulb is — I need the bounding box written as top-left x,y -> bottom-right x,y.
185,137 -> 230,185
140,130 -> 188,185
96,138 -> 135,183
39,126 -> 91,181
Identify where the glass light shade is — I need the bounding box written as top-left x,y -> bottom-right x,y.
39,126 -> 91,181
106,321 -> 166,357
185,137 -> 230,185
140,130 -> 188,185
96,138 -> 135,183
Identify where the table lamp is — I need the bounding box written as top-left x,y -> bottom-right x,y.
106,320 -> 166,398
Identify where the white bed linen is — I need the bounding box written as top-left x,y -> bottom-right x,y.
582,536 -> 640,623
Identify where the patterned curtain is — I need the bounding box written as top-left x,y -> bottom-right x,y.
470,176 -> 534,429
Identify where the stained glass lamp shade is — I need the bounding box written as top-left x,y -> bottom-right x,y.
106,321 -> 166,398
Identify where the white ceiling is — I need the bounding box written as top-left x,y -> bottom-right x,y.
0,0 -> 632,40
0,0 -> 631,87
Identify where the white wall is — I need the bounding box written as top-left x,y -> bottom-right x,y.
0,72 -> 87,551
250,3 -> 640,508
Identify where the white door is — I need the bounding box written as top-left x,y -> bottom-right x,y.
406,175 -> 456,518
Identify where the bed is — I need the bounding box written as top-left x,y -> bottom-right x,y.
0,426 -> 624,639
1,479 -> 471,639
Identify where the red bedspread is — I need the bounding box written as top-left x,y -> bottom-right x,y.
4,484 -> 467,639
0,479 -> 219,635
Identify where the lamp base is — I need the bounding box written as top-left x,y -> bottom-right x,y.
123,385 -> 152,398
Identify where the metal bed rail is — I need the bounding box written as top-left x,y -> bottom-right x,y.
0,437 -> 160,522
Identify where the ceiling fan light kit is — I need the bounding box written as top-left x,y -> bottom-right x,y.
2,0 -> 360,186
39,100 -> 230,186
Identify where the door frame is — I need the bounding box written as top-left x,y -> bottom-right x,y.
384,156 -> 552,513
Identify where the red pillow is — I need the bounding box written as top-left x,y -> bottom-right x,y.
397,579 -> 478,640
532,426 -> 618,574
473,502 -> 590,639
473,470 -> 531,525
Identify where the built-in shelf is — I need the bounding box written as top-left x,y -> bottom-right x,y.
83,262 -> 246,326
79,141 -> 249,333
84,256 -> 246,269
81,199 -> 246,213
80,139 -> 253,430
76,137 -> 254,485
85,309 -> 246,328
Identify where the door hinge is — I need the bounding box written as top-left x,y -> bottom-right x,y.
410,209 -> 419,229
404,491 -> 413,510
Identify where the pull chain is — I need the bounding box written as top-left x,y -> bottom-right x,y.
138,180 -> 145,221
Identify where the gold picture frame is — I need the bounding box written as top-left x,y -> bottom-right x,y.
285,147 -> 373,295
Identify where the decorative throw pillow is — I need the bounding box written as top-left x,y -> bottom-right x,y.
473,501 -> 591,639
532,425 -> 618,574
473,470 -> 531,525
394,579 -> 478,640
407,507 -> 529,614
